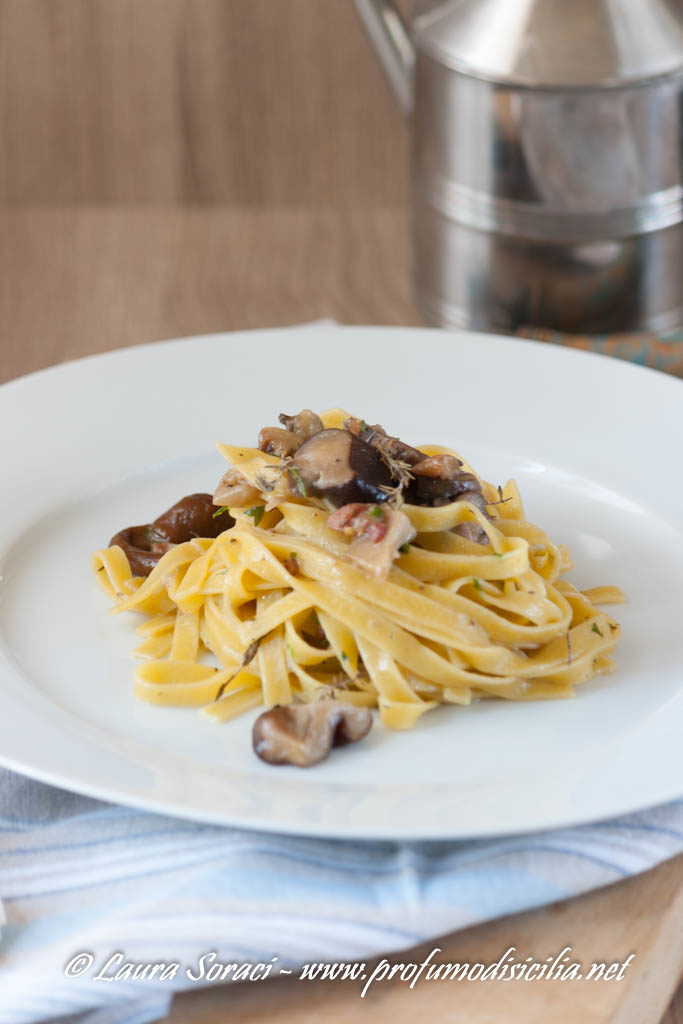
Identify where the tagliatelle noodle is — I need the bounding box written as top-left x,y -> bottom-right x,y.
92,409 -> 623,730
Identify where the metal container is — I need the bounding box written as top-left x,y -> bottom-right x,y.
354,0 -> 683,335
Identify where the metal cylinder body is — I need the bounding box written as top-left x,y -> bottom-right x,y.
413,52 -> 683,334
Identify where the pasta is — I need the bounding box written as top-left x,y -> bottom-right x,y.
93,408 -> 623,734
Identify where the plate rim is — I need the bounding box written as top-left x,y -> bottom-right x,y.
4,323 -> 683,395
1,324 -> 682,840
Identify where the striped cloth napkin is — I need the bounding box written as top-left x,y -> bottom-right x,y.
0,769 -> 682,1024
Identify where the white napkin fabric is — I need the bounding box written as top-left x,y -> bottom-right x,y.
0,768 -> 682,1024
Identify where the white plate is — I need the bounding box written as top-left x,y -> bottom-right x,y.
0,326 -> 682,839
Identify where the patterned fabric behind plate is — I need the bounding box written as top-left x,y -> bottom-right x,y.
518,328 -> 683,378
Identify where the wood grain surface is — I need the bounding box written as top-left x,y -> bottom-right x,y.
165,853 -> 683,1024
0,2 -> 680,1021
0,206 -> 418,384
0,0 -> 409,206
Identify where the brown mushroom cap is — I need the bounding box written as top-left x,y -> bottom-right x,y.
110,493 -> 233,577
150,493 -> 231,544
289,429 -> 394,507
252,698 -> 373,767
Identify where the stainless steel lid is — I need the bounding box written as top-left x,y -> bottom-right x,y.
415,0 -> 683,87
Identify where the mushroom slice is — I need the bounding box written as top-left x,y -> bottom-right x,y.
407,455 -> 487,509
278,409 -> 324,444
289,428 -> 394,506
453,520 -> 489,545
151,493 -> 232,543
109,525 -> 170,578
213,468 -> 261,508
258,427 -> 300,458
110,494 -> 231,578
252,698 -> 373,767
412,454 -> 463,478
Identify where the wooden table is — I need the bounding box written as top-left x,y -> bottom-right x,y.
1,206 -> 681,1023
0,206 -> 418,385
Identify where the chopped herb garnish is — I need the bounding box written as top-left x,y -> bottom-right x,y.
493,552 -> 503,558
368,505 -> 383,520
289,467 -> 307,497
592,622 -> 603,637
360,420 -> 367,432
399,543 -> 410,554
286,643 -> 295,660
341,651 -> 349,661
246,505 -> 265,527
473,577 -> 482,590
213,505 -> 231,518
